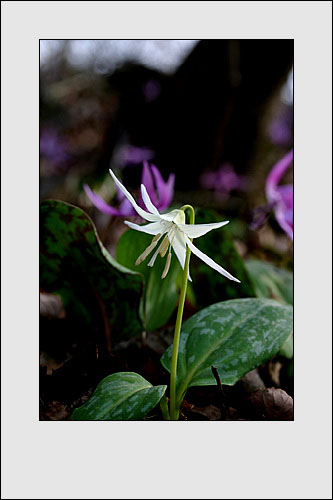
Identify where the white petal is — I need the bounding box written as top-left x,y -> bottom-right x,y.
109,169 -> 160,222
170,229 -> 187,270
177,220 -> 229,238
184,235 -> 240,283
159,209 -> 185,224
140,184 -> 160,215
170,230 -> 192,281
124,220 -> 165,235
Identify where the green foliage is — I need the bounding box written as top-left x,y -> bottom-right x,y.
245,259 -> 293,305
245,259 -> 293,358
191,208 -> 256,307
161,298 -> 293,406
40,200 -> 144,343
279,335 -> 293,359
116,228 -> 182,331
71,372 -> 167,420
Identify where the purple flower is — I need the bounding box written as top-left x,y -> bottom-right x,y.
83,183 -> 135,217
84,162 -> 175,218
265,150 -> 293,240
113,145 -> 154,167
268,105 -> 293,147
140,161 -> 174,211
200,163 -> 247,199
40,129 -> 70,170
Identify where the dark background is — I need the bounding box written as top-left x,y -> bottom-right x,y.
40,40 -> 294,420
40,39 -> 293,205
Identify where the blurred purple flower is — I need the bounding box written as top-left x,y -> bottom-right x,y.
265,149 -> 293,240
141,161 -> 175,211
250,204 -> 272,231
83,183 -> 134,217
84,162 -> 175,218
268,105 -> 293,147
142,79 -> 161,102
113,144 -> 154,168
40,129 -> 70,169
200,163 -> 247,199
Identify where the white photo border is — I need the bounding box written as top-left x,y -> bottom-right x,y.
2,2 -> 332,499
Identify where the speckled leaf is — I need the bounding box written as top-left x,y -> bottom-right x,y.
71,372 -> 167,420
40,200 -> 144,342
279,334 -> 293,359
161,298 -> 293,407
191,209 -> 256,307
116,229 -> 181,331
245,259 -> 293,305
245,260 -> 293,358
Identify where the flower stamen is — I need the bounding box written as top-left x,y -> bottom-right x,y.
148,229 -> 172,268
161,249 -> 172,279
135,233 -> 162,266
159,234 -> 170,258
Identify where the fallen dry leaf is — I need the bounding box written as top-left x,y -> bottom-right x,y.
40,292 -> 65,318
249,388 -> 293,420
241,368 -> 266,393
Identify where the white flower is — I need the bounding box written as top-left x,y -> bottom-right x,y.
109,169 -> 240,283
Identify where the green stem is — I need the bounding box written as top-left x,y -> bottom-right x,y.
169,205 -> 195,420
160,394 -> 170,420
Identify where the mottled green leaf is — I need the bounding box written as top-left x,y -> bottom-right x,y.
161,298 -> 293,407
191,209 -> 256,307
40,200 -> 144,342
279,334 -> 293,359
71,372 -> 167,420
245,260 -> 293,358
116,229 -> 181,331
245,259 -> 293,305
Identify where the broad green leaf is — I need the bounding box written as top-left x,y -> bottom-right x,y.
71,372 -> 167,420
116,229 -> 181,331
245,260 -> 293,358
191,209 -> 256,307
40,200 -> 144,342
279,334 -> 293,359
245,259 -> 293,305
161,298 -> 293,405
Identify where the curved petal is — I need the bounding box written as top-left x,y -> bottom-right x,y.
274,206 -> 293,240
271,184 -> 293,240
119,197 -> 136,216
170,229 -> 187,270
151,164 -> 175,209
124,220 -> 166,235
109,169 -> 160,222
164,173 -> 175,207
184,235 -> 240,283
276,184 -> 293,210
83,184 -> 127,216
142,161 -> 158,207
177,220 -> 229,238
140,184 -> 160,215
169,229 -> 192,281
266,150 -> 293,203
